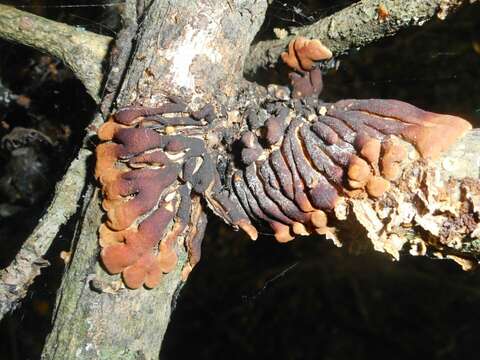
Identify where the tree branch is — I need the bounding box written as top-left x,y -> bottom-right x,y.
0,5 -> 112,102
0,115 -> 102,318
1,0 -> 478,355
40,1 -> 269,358
0,1 -> 142,319
245,0 -> 478,77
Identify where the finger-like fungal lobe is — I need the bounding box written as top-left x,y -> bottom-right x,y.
280,37 -> 332,99
227,94 -> 471,245
95,37 -> 474,288
95,98 -> 256,288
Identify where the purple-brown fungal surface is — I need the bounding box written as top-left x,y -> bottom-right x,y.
95,37 -> 472,288
95,100 -> 256,288
230,95 -> 471,242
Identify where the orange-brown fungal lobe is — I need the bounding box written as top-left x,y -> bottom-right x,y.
95,47 -> 472,289
311,210 -> 327,229
281,37 -> 332,72
401,113 -> 471,159
95,143 -> 122,184
280,37 -> 332,99
281,38 -> 301,72
95,99 -> 254,288
366,176 -> 390,197
237,220 -> 259,240
98,223 -> 123,247
380,139 -> 407,181
292,222 -> 310,236
377,4 -> 390,22
348,155 -> 371,180
97,117 -> 123,141
358,136 -> 381,167
338,99 -> 472,159
231,94 -> 471,245
100,204 -> 175,288
271,222 -> 295,243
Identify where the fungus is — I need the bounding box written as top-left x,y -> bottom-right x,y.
95,99 -> 254,288
95,38 -> 473,289
240,131 -> 263,165
289,68 -> 323,98
311,210 -> 327,228
244,164 -> 295,225
281,37 -> 331,98
182,206 -> 208,279
264,107 -> 289,145
336,99 -> 472,159
100,203 -> 175,288
377,4 -> 390,22
366,176 -> 390,198
357,136 -> 381,168
228,94 -> 471,243
380,139 -> 407,181
281,37 -> 332,72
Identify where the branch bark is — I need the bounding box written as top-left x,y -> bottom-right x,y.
0,4 -> 112,102
244,0 -> 478,77
0,2 -> 139,318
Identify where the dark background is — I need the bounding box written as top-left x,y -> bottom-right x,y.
0,1 -> 479,359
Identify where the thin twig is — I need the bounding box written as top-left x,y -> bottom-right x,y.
244,0 -> 477,76
0,115 -> 102,318
0,5 -> 112,102
100,0 -> 139,114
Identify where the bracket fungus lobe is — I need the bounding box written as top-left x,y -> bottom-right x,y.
95,100 -> 258,289
231,96 -> 470,244
228,37 -> 471,253
281,36 -> 332,72
95,36 -> 473,289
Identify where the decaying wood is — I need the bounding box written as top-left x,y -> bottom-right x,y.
335,129 -> 480,267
